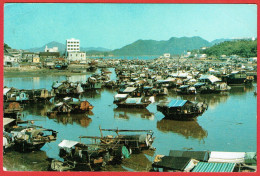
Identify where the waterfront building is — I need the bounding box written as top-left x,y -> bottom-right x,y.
66,38 -> 80,55
22,52 -> 38,62
67,52 -> 86,62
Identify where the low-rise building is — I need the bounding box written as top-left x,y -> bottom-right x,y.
67,52 -> 86,62
39,52 -> 60,60
22,52 -> 38,62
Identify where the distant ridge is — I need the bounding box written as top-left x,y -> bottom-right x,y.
111,36 -> 212,56
26,41 -> 111,53
24,37 -> 248,56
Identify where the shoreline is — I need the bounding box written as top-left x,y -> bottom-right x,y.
4,68 -> 89,78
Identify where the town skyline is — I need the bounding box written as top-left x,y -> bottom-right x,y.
4,3 -> 257,50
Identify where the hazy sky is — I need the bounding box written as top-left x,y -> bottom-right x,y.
4,3 -> 257,50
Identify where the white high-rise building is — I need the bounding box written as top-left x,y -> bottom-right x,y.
66,38 -> 80,55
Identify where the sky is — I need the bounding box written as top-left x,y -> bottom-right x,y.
4,3 -> 257,50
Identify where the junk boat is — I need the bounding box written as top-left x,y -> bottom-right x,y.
53,139 -> 127,171
54,127 -> 156,171
4,102 -> 23,118
176,85 -> 196,95
9,125 -> 58,152
98,127 -> 155,153
114,95 -> 152,108
224,71 -> 254,85
52,81 -> 84,98
157,99 -> 208,120
47,97 -> 93,116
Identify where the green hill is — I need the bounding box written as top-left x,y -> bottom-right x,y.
203,39 -> 257,58
112,36 -> 211,56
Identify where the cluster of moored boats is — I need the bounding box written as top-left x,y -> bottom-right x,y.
3,58 -> 257,172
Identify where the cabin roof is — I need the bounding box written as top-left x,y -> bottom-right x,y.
192,162 -> 236,172
114,94 -> 128,98
179,85 -> 190,89
125,98 -> 142,104
199,75 -> 220,83
52,82 -> 63,88
123,87 -> 137,93
167,100 -> 188,108
58,140 -> 79,149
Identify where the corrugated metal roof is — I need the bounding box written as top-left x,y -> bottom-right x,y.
167,100 -> 187,107
192,162 -> 236,172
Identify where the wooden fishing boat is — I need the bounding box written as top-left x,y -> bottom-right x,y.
10,125 -> 58,152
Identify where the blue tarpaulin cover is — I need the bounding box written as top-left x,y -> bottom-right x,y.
167,100 -> 187,107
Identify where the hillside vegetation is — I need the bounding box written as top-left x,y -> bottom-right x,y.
203,40 -> 257,58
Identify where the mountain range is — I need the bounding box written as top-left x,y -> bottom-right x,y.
27,41 -> 111,54
25,37 -> 237,56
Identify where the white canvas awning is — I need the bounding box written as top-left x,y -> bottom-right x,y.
3,118 -> 15,127
123,87 -> 137,93
114,94 -> 128,98
208,151 -> 246,163
4,88 -> 11,95
58,140 -> 79,149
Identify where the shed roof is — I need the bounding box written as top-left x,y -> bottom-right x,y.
208,151 -> 245,163
169,150 -> 209,162
192,162 -> 236,172
153,156 -> 191,170
167,100 -> 188,108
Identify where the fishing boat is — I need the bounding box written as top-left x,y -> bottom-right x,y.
47,97 -> 93,116
157,99 -> 208,120
114,97 -> 152,108
176,85 -> 196,95
4,102 -> 23,118
10,125 -> 58,152
225,71 -> 254,85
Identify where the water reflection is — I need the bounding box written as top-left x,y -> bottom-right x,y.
114,107 -> 155,120
48,114 -> 92,128
157,118 -> 208,140
229,84 -> 255,95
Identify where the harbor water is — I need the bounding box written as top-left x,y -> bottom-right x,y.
3,68 -> 257,171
